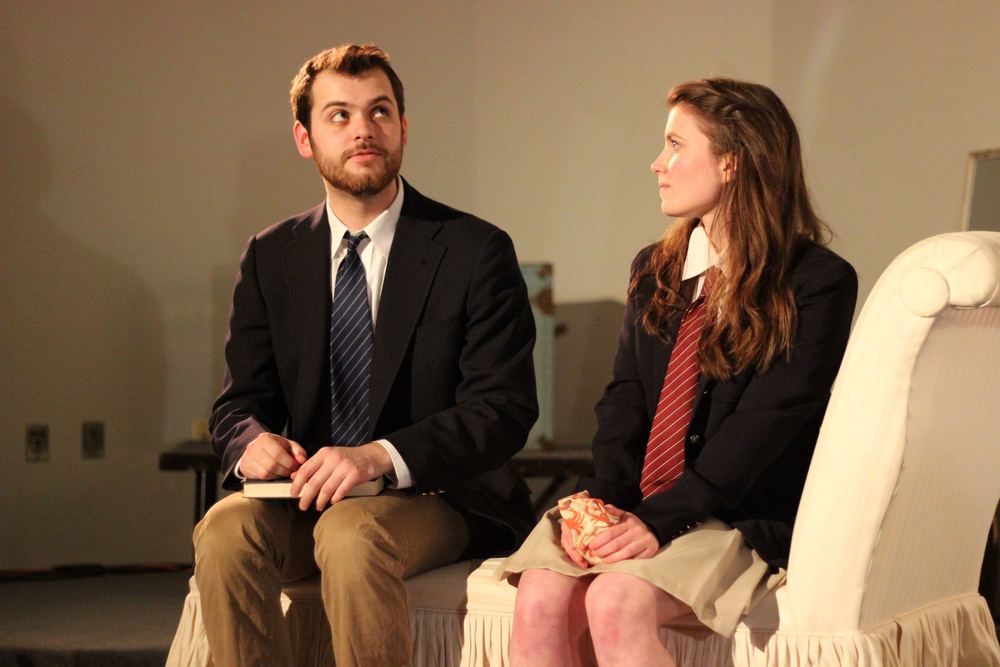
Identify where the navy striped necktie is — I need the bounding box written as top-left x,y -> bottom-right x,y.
329,231 -> 372,446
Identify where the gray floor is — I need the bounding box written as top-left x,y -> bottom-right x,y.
0,570 -> 191,667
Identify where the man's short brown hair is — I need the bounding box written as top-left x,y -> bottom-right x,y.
290,43 -> 405,132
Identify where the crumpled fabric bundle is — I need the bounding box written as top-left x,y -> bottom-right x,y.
557,491 -> 620,564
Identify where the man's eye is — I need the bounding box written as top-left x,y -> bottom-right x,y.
331,111 -> 348,122
372,107 -> 389,118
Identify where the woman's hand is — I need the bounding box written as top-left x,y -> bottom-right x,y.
588,505 -> 660,563
559,518 -> 591,569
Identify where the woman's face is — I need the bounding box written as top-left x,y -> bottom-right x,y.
650,104 -> 730,229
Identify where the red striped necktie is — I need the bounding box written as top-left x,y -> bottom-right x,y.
639,269 -> 716,499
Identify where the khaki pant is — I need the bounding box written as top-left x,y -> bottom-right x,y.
193,490 -> 470,667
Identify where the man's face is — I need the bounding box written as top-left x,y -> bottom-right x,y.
294,68 -> 407,198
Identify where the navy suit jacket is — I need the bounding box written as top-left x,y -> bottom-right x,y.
577,241 -> 857,569
210,180 -> 538,553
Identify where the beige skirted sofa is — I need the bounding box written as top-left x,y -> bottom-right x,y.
167,232 -> 1000,666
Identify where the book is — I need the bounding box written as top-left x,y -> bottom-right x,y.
243,477 -> 385,499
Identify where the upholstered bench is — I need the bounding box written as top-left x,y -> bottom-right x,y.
167,232 -> 1000,666
166,558 -> 514,666
165,556 -> 769,667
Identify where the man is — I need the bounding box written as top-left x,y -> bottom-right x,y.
194,43 -> 537,667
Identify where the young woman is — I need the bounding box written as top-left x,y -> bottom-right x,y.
500,79 -> 858,667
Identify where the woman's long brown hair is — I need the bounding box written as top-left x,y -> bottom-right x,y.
632,78 -> 830,380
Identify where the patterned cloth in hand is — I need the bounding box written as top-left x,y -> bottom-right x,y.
557,491 -> 620,564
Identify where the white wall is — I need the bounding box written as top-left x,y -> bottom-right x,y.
468,1 -> 773,301
771,0 -> 1000,303
0,0 -> 480,569
1,0 -> 997,568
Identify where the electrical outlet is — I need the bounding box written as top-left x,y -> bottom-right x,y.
26,425 -> 49,462
82,421 -> 104,459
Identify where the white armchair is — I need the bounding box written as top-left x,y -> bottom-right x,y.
167,232 -> 1000,666
752,231 -> 1000,665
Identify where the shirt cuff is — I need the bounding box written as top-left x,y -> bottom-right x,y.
375,439 -> 412,489
233,455 -> 247,482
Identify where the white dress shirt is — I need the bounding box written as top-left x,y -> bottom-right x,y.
236,179 -> 414,488
325,180 -> 413,488
680,223 -> 721,296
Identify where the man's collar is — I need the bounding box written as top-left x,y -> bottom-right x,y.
325,177 -> 404,253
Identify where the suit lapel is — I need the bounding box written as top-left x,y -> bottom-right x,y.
635,277 -> 674,419
369,206 -> 444,433
647,334 -> 671,418
281,204 -> 331,432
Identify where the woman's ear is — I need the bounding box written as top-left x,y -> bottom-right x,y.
718,153 -> 737,183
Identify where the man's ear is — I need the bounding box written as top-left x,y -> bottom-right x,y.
719,152 -> 737,183
293,121 -> 313,159
401,114 -> 408,147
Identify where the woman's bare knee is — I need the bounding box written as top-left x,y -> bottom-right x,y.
511,569 -> 590,666
514,569 -> 586,624
584,573 -> 687,648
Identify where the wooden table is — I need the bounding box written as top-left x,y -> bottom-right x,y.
158,440 -> 219,524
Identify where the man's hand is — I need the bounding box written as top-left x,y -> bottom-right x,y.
559,519 -> 590,568
241,433 -> 307,480
587,505 -> 659,563
290,443 -> 393,511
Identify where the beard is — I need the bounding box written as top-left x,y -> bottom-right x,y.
313,141 -> 403,198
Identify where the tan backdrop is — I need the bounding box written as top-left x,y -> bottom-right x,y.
2,0 -> 998,568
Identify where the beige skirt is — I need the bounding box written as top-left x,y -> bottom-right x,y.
495,508 -> 785,636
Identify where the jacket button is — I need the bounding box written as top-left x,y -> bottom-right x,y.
688,434 -> 701,445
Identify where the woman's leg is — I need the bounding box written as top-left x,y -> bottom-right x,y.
584,572 -> 690,667
510,568 -> 591,667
